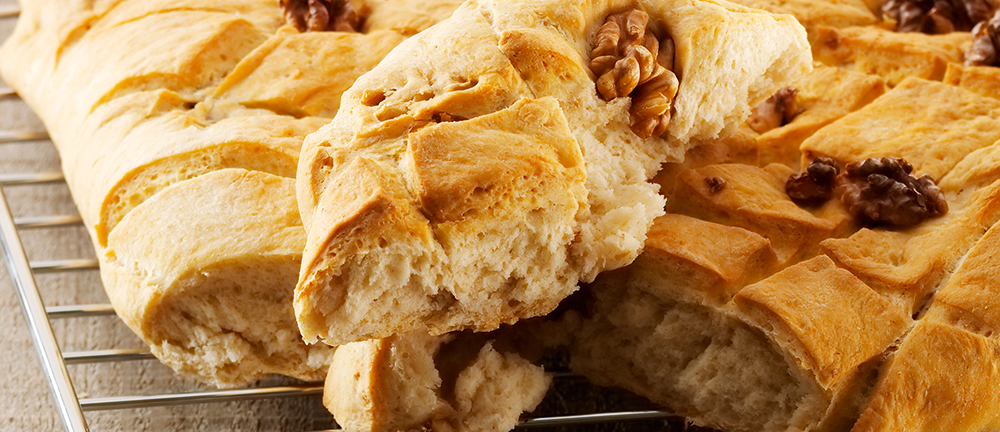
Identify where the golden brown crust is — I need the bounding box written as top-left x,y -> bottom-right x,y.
639,214 -> 779,305
943,62 -> 1000,100
925,221 -> 1000,338
801,77 -> 1000,182
812,25 -> 970,86
754,66 -> 886,168
668,163 -> 855,265
851,320 -> 1000,432
732,256 -> 910,391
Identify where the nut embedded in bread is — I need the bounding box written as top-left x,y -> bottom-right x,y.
295,0 -> 813,347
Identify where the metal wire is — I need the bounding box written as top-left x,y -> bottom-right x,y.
46,304 -> 117,318
0,129 -> 49,142
63,349 -> 156,365
14,214 -> 83,229
80,384 -> 325,412
0,184 -> 90,432
0,171 -> 65,186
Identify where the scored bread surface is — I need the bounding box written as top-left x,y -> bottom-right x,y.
0,0 -> 460,387
569,4 -> 1000,431
295,0 -> 812,347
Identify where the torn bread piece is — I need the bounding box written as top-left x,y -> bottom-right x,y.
325,329 -> 550,432
0,0 -> 460,386
296,0 -> 812,346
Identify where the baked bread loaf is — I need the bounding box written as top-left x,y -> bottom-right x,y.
0,0 -> 459,387
571,29 -> 1000,431
294,0 -> 813,347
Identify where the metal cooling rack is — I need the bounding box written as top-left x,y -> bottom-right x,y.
0,6 -> 680,432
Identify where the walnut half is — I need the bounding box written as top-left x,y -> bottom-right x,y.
834,157 -> 948,227
882,0 -> 994,34
589,9 -> 679,139
785,157 -> 839,206
747,87 -> 799,134
280,0 -> 365,33
786,157 -> 948,227
966,9 -> 1000,66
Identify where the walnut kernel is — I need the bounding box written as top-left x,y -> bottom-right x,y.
834,157 -> 948,226
785,157 -> 840,206
706,176 -> 726,194
882,0 -> 994,34
589,9 -> 678,139
747,87 -> 799,134
966,9 -> 1000,66
281,0 -> 365,33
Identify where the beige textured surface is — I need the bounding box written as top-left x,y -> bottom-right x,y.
0,8 -> 337,430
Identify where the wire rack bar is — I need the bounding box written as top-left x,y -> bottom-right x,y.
517,410 -> 676,428
80,384 -> 325,412
15,214 -> 83,229
0,187 -> 90,431
30,259 -> 99,273
0,6 -> 18,19
0,129 -> 50,143
0,87 -> 16,99
46,303 -> 117,318
63,349 -> 156,365
0,171 -> 65,186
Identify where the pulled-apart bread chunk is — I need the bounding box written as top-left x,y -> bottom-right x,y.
296,0 -> 812,346
0,0 -> 460,387
325,329 -> 550,432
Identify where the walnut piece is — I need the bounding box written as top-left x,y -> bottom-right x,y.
966,9 -> 1000,66
747,87 -> 799,134
589,9 -> 679,139
281,0 -> 365,32
786,157 -> 840,206
834,157 -> 948,227
705,176 -> 726,194
882,0 -> 994,34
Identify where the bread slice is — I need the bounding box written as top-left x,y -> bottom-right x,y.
102,169 -> 331,387
295,0 -> 812,346
0,0 -> 459,386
